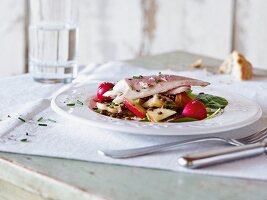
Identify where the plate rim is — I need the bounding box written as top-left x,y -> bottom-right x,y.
51,83 -> 262,136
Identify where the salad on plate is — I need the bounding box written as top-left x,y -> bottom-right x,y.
91,73 -> 228,123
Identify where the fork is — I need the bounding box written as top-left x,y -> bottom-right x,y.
98,127 -> 267,159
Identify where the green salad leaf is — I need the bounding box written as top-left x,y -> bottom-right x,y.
196,93 -> 228,109
170,117 -> 198,123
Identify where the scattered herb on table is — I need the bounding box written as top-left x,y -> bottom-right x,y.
66,103 -> 75,107
18,117 -> 26,122
37,117 -> 43,122
48,118 -> 57,123
38,123 -> 48,126
20,138 -> 28,142
76,100 -> 84,105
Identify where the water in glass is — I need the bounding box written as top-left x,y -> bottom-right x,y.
29,23 -> 78,83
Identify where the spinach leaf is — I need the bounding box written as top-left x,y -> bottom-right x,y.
196,93 -> 228,109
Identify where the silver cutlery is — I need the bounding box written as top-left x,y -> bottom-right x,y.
178,138 -> 267,169
98,127 -> 267,159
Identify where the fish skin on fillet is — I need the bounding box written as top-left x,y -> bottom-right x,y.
103,74 -> 210,103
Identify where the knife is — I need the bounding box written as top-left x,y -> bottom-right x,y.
178,139 -> 267,169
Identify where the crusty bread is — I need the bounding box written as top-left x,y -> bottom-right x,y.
219,51 -> 253,80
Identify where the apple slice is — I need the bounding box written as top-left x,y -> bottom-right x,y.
175,92 -> 192,109
123,98 -> 146,118
107,106 -> 121,114
143,94 -> 175,108
96,102 -> 108,110
146,108 -> 176,122
182,100 -> 207,120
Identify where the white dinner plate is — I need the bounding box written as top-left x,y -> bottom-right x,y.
51,82 -> 262,136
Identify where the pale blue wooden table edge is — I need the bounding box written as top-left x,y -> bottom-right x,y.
0,51 -> 266,200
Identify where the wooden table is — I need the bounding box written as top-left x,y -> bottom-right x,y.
1,51 -> 267,200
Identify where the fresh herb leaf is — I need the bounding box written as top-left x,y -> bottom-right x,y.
18,117 -> 26,122
155,79 -> 161,83
186,89 -> 192,94
188,93 -> 197,99
20,138 -> 28,142
196,93 -> 228,109
37,117 -> 43,122
132,75 -> 143,79
38,123 -> 47,126
48,119 -> 57,123
66,103 -> 75,106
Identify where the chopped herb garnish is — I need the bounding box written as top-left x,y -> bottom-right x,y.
76,100 -> 84,105
132,75 -> 143,79
7,115 -> 11,118
26,132 -> 29,136
37,117 -> 43,122
48,119 -> 57,123
38,123 -> 47,126
155,79 -> 161,83
158,72 -> 162,75
95,109 -> 101,113
66,103 -> 75,106
18,117 -> 26,122
20,138 -> 28,142
129,85 -> 134,90
165,104 -> 176,108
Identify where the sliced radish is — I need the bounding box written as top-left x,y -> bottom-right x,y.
96,82 -> 114,102
182,100 -> 207,120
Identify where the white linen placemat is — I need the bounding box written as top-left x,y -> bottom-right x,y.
0,62 -> 267,180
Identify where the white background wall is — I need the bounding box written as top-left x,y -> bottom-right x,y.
0,0 -> 266,77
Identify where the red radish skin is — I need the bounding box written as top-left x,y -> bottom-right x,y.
182,100 -> 207,120
123,98 -> 146,119
175,92 -> 192,109
96,82 -> 114,102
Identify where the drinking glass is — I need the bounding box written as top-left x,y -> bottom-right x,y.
29,0 -> 79,83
